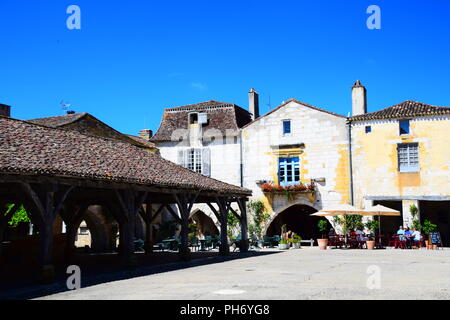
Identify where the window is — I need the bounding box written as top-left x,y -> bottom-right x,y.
278,157 -> 300,186
399,119 -> 410,135
282,120 -> 291,135
365,126 -> 372,133
187,148 -> 202,173
178,148 -> 211,176
398,143 -> 419,172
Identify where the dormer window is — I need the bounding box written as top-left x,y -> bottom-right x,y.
189,113 -> 198,124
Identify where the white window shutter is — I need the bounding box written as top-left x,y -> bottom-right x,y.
198,113 -> 208,124
178,149 -> 186,168
202,148 -> 211,177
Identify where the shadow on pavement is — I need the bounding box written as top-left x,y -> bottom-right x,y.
0,249 -> 281,300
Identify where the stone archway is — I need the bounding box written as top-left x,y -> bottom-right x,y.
264,200 -> 326,241
189,209 -> 219,237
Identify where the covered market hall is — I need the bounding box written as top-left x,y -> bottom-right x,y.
0,115 -> 251,284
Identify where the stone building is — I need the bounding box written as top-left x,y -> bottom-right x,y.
151,83 -> 450,244
241,98 -> 350,240
150,99 -> 253,236
350,98 -> 450,244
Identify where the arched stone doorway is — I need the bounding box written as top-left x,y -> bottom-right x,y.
265,203 -> 328,241
190,210 -> 219,237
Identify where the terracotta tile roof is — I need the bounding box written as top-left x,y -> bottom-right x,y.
241,98 -> 346,129
0,116 -> 251,195
27,113 -> 155,149
27,113 -> 87,127
151,100 -> 252,142
125,134 -> 156,148
350,100 -> 450,121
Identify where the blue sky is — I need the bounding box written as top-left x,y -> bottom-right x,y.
1,0 -> 449,135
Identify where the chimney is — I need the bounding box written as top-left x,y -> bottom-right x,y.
139,129 -> 153,141
248,88 -> 259,120
0,104 -> 11,117
351,80 -> 367,116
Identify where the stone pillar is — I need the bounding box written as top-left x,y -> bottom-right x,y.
402,199 -> 420,227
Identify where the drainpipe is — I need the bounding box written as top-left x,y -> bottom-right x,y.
347,118 -> 354,206
239,130 -> 244,187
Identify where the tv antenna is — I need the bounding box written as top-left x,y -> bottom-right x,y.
266,94 -> 272,109
60,100 -> 76,114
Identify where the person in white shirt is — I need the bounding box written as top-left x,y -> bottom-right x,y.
412,227 -> 422,248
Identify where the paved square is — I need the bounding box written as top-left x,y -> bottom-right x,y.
36,247 -> 450,300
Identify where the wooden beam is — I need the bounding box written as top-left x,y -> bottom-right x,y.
166,204 -> 182,223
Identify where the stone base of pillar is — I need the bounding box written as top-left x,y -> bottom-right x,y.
219,244 -> 230,256
179,247 -> 191,261
40,264 -> 55,284
144,245 -> 153,254
121,254 -> 138,269
239,240 -> 249,253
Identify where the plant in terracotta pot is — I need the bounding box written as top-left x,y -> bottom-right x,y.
317,220 -> 329,250
421,219 -> 437,249
364,219 -> 379,250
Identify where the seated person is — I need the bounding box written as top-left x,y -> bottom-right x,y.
349,229 -> 356,237
412,227 -> 422,247
397,226 -> 405,241
328,228 -> 336,238
355,227 -> 368,242
404,227 -> 414,247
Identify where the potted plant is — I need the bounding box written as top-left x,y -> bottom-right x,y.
290,233 -> 302,249
421,219 -> 437,249
364,219 -> 379,250
317,220 -> 329,250
278,238 -> 290,250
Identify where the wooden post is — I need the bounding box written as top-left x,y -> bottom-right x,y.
237,198 -> 249,253
140,202 -> 163,254
174,194 -> 190,261
19,183 -> 73,282
216,198 -> 230,256
61,203 -> 89,263
115,189 -> 147,268
174,192 -> 199,261
0,203 -> 16,257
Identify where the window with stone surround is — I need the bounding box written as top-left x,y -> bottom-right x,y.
397,143 -> 419,172
278,157 -> 300,186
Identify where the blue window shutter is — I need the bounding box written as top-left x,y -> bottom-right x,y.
202,148 -> 211,177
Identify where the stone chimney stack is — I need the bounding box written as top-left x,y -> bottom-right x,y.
139,129 -> 153,141
248,88 -> 259,120
0,104 -> 11,117
351,80 -> 367,116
